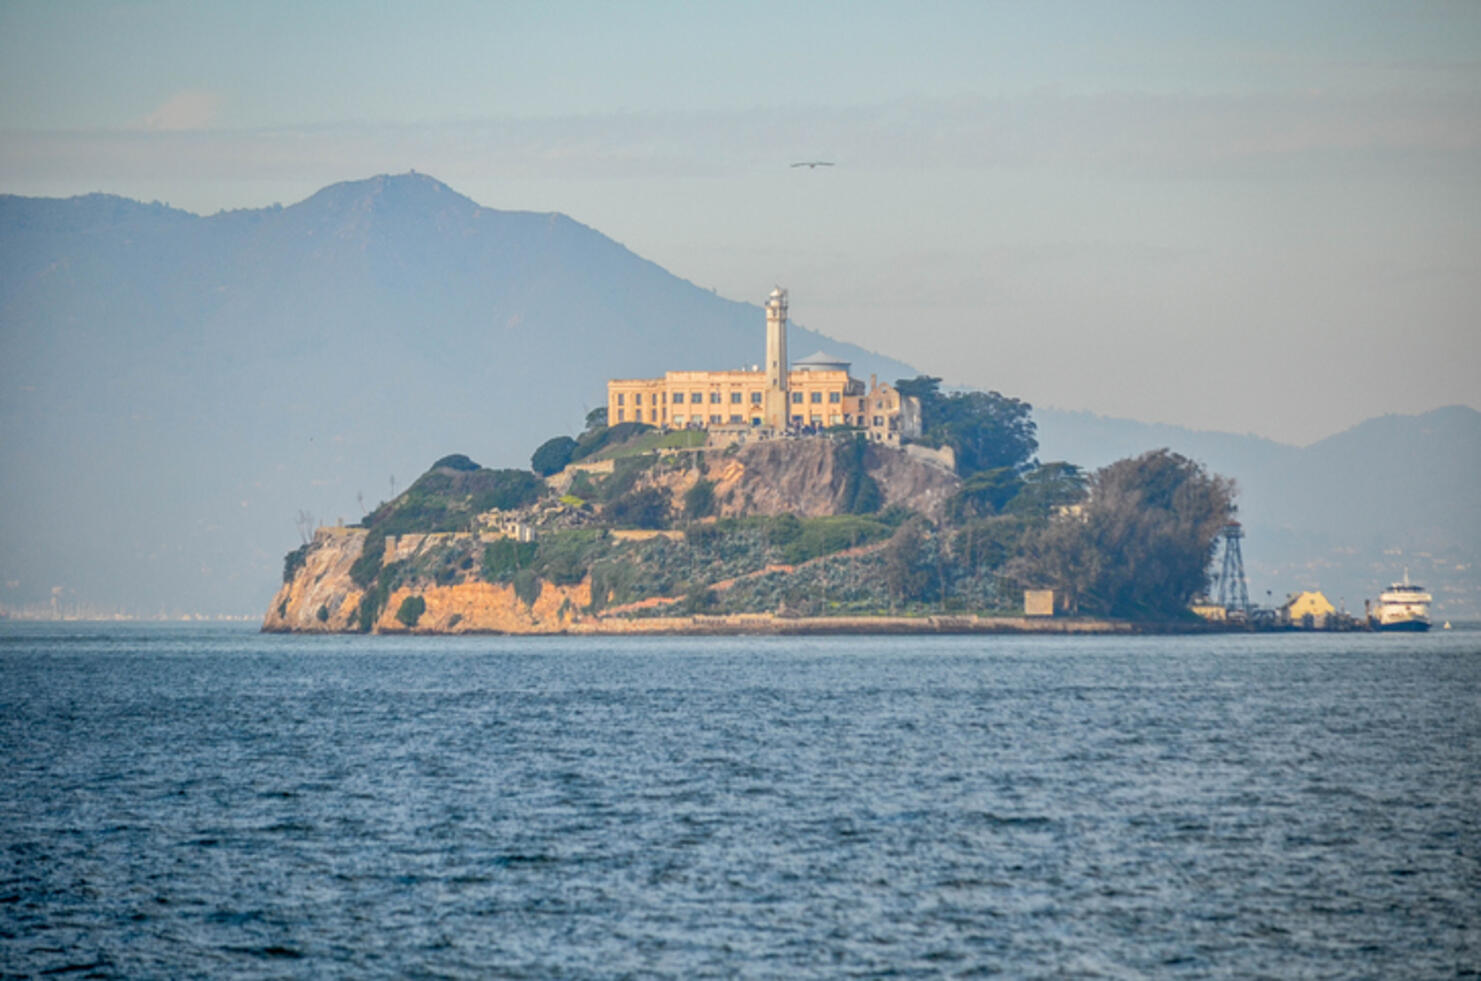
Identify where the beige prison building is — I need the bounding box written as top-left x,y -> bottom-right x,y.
607,288 -> 921,444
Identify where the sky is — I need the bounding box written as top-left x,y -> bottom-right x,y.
2,0 -> 1478,444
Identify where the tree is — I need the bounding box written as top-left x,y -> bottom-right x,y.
684,479 -> 716,520
1008,450 -> 1234,618
1006,462 -> 1088,518
395,595 -> 426,627
531,435 -> 578,476
883,519 -> 932,610
432,454 -> 481,471
947,467 -> 1024,521
895,376 -> 1038,477
604,487 -> 670,529
584,407 -> 608,431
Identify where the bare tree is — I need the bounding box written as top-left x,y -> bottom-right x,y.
295,510 -> 315,545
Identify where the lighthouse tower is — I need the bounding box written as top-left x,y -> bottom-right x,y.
762,287 -> 790,430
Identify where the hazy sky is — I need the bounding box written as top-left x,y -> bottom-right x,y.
3,0 -> 1478,443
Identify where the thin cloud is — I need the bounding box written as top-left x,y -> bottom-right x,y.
141,90 -> 221,132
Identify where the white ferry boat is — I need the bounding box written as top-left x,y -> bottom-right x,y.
1372,572 -> 1432,632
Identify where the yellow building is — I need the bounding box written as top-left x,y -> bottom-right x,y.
608,287 -> 920,442
1279,590 -> 1336,628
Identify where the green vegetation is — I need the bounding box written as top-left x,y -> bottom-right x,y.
833,435 -> 882,514
481,538 -> 538,582
395,595 -> 426,627
283,543 -> 310,583
777,514 -> 892,565
1007,450 -> 1233,618
531,436 -> 578,476
355,561 -> 404,632
513,569 -> 542,606
605,486 -> 670,529
683,479 -> 715,520
896,376 -> 1037,477
431,454 -> 481,472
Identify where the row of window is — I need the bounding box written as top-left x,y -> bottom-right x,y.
613,409 -> 870,427
615,389 -> 847,407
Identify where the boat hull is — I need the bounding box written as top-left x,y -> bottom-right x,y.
1374,618 -> 1431,632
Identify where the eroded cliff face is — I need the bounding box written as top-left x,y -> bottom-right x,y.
710,438 -> 959,521
263,527 -> 598,634
263,528 -> 367,632
375,579 -> 593,633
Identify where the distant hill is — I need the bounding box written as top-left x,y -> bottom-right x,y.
1037,405 -> 1481,617
2,173 -> 1475,619
0,174 -> 914,616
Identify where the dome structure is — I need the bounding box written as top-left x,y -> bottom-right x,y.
791,350 -> 852,373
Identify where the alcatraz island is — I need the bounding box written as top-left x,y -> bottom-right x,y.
266,289 -> 1235,635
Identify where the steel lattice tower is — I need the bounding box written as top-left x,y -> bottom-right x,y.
1217,522 -> 1250,614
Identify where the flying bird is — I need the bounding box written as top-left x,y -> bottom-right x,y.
790,161 -> 835,169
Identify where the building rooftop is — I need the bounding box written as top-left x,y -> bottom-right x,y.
792,350 -> 852,372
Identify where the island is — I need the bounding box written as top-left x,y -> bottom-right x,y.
266,288 -> 1233,635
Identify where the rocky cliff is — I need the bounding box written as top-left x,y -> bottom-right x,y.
712,438 -> 958,521
263,436 -> 976,634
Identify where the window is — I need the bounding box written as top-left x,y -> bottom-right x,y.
875,400 -> 883,410
617,409 -> 625,422
730,392 -> 741,404
673,392 -> 684,404
809,415 -> 822,425
710,414 -> 722,424
661,392 -> 667,404
829,391 -> 841,403
750,391 -> 762,404
791,391 -> 803,404
729,414 -> 743,424
635,393 -> 643,405
692,392 -> 703,403
650,409 -> 657,422
873,415 -> 883,427
674,414 -> 685,424
810,391 -> 822,404
616,393 -> 625,405
791,415 -> 803,425
830,414 -> 842,425
710,392 -> 721,404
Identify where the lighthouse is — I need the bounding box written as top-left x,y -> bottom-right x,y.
763,286 -> 789,430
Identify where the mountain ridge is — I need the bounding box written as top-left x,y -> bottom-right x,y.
1,173 -> 1475,617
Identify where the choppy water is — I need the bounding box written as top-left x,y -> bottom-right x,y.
1,624 -> 1478,978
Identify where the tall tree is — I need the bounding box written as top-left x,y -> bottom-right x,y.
895,376 -> 1037,477
1009,450 -> 1234,618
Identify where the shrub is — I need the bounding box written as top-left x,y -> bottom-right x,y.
432,454 -> 481,472
684,479 -> 716,519
465,469 -> 544,513
531,436 -> 579,476
767,513 -> 803,546
533,528 -> 608,585
355,561 -> 402,632
605,487 -> 670,529
780,515 -> 891,565
601,455 -> 656,502
572,421 -> 653,461
513,569 -> 542,606
282,543 -> 311,583
395,595 -> 426,627
349,534 -> 387,589
483,539 -> 538,582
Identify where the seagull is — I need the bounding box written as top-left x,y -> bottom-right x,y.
790,161 -> 835,169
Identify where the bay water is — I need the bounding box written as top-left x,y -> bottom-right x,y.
2,623 -> 1478,978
